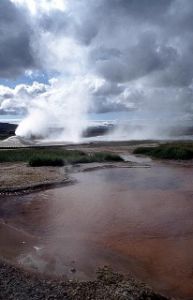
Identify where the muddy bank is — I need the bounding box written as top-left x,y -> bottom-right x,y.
0,178 -> 73,196
0,262 -> 170,300
0,163 -> 67,189
0,160 -> 146,196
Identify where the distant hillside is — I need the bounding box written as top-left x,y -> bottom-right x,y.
82,124 -> 114,138
0,122 -> 17,140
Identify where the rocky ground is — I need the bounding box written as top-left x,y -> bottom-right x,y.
0,262 -> 171,300
0,163 -> 72,196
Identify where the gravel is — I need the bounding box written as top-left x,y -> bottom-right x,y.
0,263 -> 172,300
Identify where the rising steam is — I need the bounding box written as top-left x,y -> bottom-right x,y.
16,77 -> 91,142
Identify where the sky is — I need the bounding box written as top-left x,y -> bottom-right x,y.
1,0 -> 193,128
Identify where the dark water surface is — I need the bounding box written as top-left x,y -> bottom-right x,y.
1,164 -> 193,299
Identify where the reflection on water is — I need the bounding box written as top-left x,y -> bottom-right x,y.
1,165 -> 193,299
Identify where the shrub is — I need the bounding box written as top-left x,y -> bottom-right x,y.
29,156 -> 65,167
133,143 -> 193,160
94,152 -> 123,162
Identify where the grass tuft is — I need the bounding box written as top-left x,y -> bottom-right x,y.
134,143 -> 193,160
72,152 -> 123,164
29,156 -> 65,167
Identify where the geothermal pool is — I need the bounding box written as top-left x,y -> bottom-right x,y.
1,163 -> 193,299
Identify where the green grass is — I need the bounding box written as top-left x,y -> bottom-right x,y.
0,147 -> 123,166
71,152 -> 123,164
29,157 -> 65,167
0,148 -> 85,163
133,142 -> 193,160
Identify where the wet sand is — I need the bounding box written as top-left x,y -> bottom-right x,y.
1,162 -> 193,299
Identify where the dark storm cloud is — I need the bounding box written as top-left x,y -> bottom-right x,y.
54,0 -> 191,91
99,0 -> 173,22
38,1 -> 99,45
84,0 -> 180,85
66,0 -> 193,114
0,0 -> 36,78
91,34 -> 178,83
39,10 -> 68,35
37,0 -> 179,84
2,0 -> 193,87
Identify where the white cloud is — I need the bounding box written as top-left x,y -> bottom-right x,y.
11,0 -> 67,15
0,81 -> 48,114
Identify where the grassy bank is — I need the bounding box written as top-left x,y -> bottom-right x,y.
0,147 -> 123,166
134,142 -> 193,160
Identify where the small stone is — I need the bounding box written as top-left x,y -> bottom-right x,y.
70,268 -> 76,273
